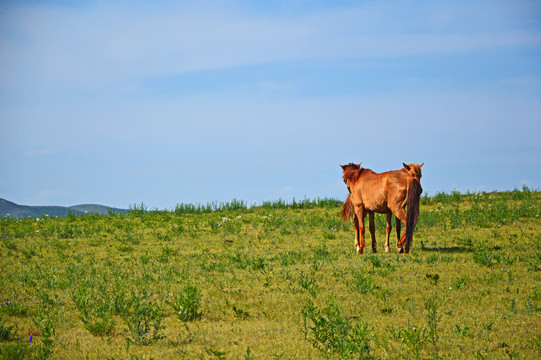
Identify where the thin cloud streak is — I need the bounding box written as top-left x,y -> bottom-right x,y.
2,1 -> 539,91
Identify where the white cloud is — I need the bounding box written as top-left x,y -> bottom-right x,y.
36,189 -> 74,204
25,149 -> 56,157
2,0 -> 539,94
277,186 -> 294,197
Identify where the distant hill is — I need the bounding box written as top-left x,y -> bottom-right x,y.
68,204 -> 129,216
0,198 -> 128,218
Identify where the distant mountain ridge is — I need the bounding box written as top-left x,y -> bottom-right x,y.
0,198 -> 128,218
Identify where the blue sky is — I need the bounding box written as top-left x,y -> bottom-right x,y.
1,0 -> 540,209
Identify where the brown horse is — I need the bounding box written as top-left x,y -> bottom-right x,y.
340,163 -> 394,253
341,162 -> 423,253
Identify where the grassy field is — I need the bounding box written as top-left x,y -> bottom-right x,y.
0,189 -> 540,359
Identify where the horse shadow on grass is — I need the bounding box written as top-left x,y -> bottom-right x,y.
419,246 -> 474,253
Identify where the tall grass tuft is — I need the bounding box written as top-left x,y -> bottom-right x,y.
0,321 -> 17,341
170,284 -> 203,322
473,246 -> 502,267
424,295 -> 442,349
122,289 -> 164,345
302,298 -> 372,359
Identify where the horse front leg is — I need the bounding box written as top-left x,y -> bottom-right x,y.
354,207 -> 366,254
385,213 -> 392,252
369,211 -> 377,253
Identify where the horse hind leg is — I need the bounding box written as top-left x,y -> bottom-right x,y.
393,209 -> 407,253
369,212 -> 377,253
385,213 -> 392,252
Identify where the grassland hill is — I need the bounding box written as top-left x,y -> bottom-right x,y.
0,198 -> 127,218
0,189 -> 539,358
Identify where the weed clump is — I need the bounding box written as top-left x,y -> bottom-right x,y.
302,298 -> 372,359
473,246 -> 502,267
170,284 -> 202,322
0,321 -> 17,341
123,289 -> 164,345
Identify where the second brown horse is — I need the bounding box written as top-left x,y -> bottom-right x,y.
341,163 -> 423,253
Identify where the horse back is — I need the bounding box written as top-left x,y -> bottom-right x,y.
352,170 -> 393,213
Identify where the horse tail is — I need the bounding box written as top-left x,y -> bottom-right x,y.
405,179 -> 422,253
341,195 -> 354,222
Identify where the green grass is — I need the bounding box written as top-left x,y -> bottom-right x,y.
0,189 -> 540,359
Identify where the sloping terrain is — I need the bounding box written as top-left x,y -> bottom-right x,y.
0,198 -> 127,218
0,190 -> 539,359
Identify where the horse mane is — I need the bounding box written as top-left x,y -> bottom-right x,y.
342,163 -> 364,184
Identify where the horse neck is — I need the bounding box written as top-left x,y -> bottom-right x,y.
353,168 -> 374,185
400,168 -> 420,181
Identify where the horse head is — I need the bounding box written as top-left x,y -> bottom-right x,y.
403,163 -> 424,180
340,163 -> 363,190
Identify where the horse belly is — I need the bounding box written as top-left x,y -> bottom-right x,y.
371,204 -> 391,214
363,197 -> 390,214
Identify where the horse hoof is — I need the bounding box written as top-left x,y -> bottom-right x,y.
356,246 -> 364,254
397,248 -> 404,254
385,247 -> 390,253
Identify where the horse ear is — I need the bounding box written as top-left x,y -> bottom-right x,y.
420,163 -> 424,168
358,162 -> 362,168
403,163 -> 411,171
340,164 -> 346,170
